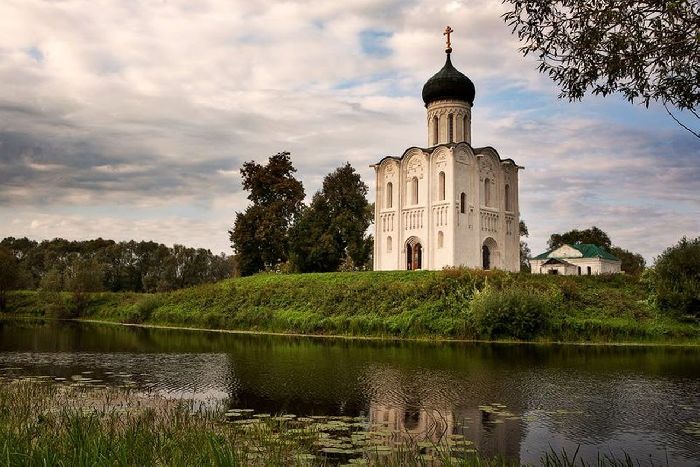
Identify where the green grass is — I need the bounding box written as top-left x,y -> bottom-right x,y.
4,269 -> 699,344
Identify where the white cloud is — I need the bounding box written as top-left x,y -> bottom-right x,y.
0,0 -> 697,262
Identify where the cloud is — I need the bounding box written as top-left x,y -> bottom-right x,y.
0,0 -> 697,260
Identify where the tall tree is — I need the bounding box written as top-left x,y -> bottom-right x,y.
519,220 -> 531,272
289,163 -> 373,272
547,226 -> 612,250
0,246 -> 18,311
653,236 -> 700,317
503,0 -> 700,136
610,246 -> 646,276
229,152 -> 305,276
65,257 -> 105,316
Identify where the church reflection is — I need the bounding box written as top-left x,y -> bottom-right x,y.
363,365 -> 522,461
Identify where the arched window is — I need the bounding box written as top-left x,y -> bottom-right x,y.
448,114 -> 454,143
484,178 -> 491,207
386,182 -> 393,208
432,116 -> 438,145
504,184 -> 511,211
463,115 -> 469,141
387,236 -> 392,252
438,171 -> 445,201
411,176 -> 419,205
460,192 -> 466,213
437,231 -> 444,248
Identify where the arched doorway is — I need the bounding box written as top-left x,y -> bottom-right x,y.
482,245 -> 491,270
482,237 -> 498,270
405,237 -> 423,270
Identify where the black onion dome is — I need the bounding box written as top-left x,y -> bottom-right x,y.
421,52 -> 475,106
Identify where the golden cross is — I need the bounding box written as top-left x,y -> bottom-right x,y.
443,26 -> 454,50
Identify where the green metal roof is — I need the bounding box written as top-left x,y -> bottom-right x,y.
533,243 -> 620,261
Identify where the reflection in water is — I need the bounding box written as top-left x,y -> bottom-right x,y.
364,365 -> 522,460
0,319 -> 698,465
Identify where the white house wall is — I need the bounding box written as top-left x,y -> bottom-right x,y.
531,257 -> 622,275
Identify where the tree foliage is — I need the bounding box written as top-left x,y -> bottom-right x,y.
547,226 -> 612,250
0,237 -> 233,294
610,246 -> 646,276
519,220 -> 532,272
229,152 -> 305,276
652,236 -> 700,318
289,163 -> 373,272
503,0 -> 700,135
0,246 -> 18,311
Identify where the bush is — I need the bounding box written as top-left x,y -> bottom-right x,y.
124,296 -> 161,324
470,286 -> 552,340
653,236 -> 700,318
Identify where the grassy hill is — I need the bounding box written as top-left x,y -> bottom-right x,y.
5,269 -> 698,344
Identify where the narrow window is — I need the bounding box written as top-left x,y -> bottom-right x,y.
438,231 -> 444,249
505,184 -> 511,211
411,176 -> 419,205
448,114 -> 454,143
387,236 -> 392,252
463,115 -> 468,141
587,266 -> 592,275
438,171 -> 445,201
577,266 -> 581,275
484,178 -> 491,207
460,192 -> 466,213
432,116 -> 438,145
386,182 -> 393,208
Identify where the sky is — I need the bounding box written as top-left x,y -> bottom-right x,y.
1,0 -> 698,263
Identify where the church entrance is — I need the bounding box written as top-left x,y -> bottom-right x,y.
482,237 -> 498,270
482,245 -> 490,270
406,240 -> 422,270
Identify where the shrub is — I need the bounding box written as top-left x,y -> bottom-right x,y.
469,286 -> 552,340
653,236 -> 700,318
124,296 -> 161,324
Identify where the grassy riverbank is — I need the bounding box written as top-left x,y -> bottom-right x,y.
4,269 -> 698,344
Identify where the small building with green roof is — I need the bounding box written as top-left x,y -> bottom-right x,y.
530,243 -> 621,275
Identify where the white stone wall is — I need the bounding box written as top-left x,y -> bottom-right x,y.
426,100 -> 472,145
531,258 -> 622,275
373,142 -> 520,272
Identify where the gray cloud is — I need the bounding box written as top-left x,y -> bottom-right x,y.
0,0 -> 697,260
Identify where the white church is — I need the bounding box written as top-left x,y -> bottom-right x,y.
372,27 -> 521,272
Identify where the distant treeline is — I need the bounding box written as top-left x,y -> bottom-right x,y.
0,237 -> 235,293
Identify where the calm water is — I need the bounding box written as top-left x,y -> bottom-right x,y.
0,319 -> 698,465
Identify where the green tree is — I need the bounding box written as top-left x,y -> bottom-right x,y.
503,0 -> 700,136
229,152 -> 305,276
0,246 -> 18,311
547,226 -> 612,250
65,257 -> 105,316
610,246 -> 646,276
652,236 -> 700,318
39,268 -> 65,316
519,220 -> 531,272
289,163 -> 373,272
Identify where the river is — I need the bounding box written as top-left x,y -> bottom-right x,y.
0,319 -> 698,465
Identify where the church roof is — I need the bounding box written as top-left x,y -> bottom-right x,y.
371,142 -> 522,169
422,52 -> 475,106
534,243 -> 620,261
